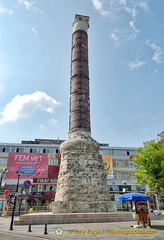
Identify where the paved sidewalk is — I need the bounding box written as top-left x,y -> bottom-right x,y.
0,214 -> 163,240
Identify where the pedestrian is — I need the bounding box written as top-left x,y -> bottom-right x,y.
2,201 -> 9,218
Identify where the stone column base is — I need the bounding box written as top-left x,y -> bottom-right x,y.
52,200 -> 116,213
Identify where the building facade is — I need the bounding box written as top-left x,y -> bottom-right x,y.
0,139 -> 150,212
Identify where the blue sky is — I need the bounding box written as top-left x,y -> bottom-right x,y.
0,0 -> 164,147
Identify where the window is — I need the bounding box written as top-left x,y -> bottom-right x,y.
0,146 -> 11,152
38,148 -> 52,153
129,150 -> 137,156
113,160 -> 122,167
43,148 -> 51,153
100,149 -> 110,155
109,149 -> 137,156
37,148 -> 43,153
125,160 -> 136,167
49,158 -> 59,165
2,148 -> 6,152
132,186 -> 146,191
46,148 -> 51,153
126,172 -> 135,179
114,172 -> 124,179
50,148 -> 56,154
115,149 -> 126,155
32,148 -> 37,153
11,147 -> 16,152
5,147 -> 11,152
42,148 -> 51,153
24,147 -> 30,153
19,147 -> 25,153
0,158 -> 7,165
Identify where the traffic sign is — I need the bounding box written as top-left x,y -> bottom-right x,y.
23,180 -> 32,189
55,153 -> 61,159
130,156 -> 135,160
4,190 -> 11,196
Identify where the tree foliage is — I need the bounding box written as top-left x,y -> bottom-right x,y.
134,138 -> 164,193
157,130 -> 164,144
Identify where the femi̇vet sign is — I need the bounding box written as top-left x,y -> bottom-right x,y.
6,153 -> 48,179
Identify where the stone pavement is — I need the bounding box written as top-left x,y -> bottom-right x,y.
0,214 -> 163,240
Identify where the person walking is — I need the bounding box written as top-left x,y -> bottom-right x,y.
2,201 -> 9,217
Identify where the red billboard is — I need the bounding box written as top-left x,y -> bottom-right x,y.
48,165 -> 60,178
6,153 -> 48,179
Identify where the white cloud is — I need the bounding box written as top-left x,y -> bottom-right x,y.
17,0 -> 43,14
91,0 -> 148,18
128,20 -> 139,39
91,0 -> 109,16
110,33 -> 119,42
17,0 -> 33,10
123,6 -> 137,18
146,40 -> 164,64
0,91 -> 61,124
33,7 -> 44,15
49,118 -> 58,126
137,2 -> 149,11
38,118 -> 58,130
110,29 -> 122,45
91,0 -> 149,42
91,0 -> 103,11
129,21 -> 138,32
120,0 -> 127,5
0,7 -> 13,14
128,60 -> 146,70
31,27 -> 38,35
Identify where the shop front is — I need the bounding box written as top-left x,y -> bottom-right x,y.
29,191 -> 55,211
28,177 -> 57,211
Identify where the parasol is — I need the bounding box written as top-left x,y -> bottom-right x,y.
118,192 -> 151,201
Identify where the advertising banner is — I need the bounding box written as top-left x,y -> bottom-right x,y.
30,191 -> 55,198
48,165 -> 60,178
102,156 -> 114,179
6,153 -> 48,179
33,178 -> 58,184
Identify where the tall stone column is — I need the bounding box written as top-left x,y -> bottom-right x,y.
69,14 -> 90,132
52,15 -> 116,213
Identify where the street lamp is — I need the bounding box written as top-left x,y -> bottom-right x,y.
0,168 -> 8,188
122,181 -> 130,211
9,171 -> 24,231
122,181 -> 127,193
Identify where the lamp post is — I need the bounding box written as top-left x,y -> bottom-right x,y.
0,168 -> 8,188
122,181 -> 127,193
122,181 -> 129,210
9,171 -> 24,230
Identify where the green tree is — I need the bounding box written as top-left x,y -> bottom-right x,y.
157,130 -> 164,144
134,139 -> 164,193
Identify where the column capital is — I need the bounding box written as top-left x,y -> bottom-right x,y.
73,14 -> 90,33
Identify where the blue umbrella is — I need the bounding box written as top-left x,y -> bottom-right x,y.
118,192 -> 151,201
